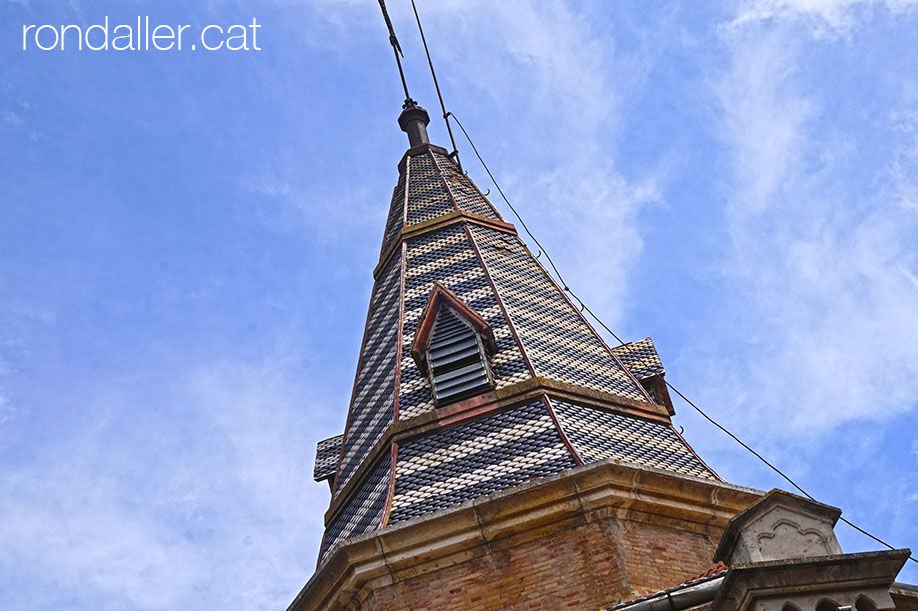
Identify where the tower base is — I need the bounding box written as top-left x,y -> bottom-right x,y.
289,460 -> 762,611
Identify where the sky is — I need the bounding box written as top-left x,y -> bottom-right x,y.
1,0 -> 917,609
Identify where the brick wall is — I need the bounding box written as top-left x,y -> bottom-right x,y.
364,516 -> 720,611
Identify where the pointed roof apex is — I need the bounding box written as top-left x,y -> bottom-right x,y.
398,102 -> 431,148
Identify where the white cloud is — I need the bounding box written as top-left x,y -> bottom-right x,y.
697,7 -> 918,438
0,466 -> 206,610
0,353 -> 328,610
730,0 -> 918,36
888,108 -> 918,210
387,0 -> 664,329
428,0 -> 620,133
240,172 -> 383,243
0,392 -> 10,426
2,111 -> 23,127
714,28 -> 812,216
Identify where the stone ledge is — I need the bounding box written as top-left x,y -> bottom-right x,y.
290,460 -> 762,611
714,550 -> 912,611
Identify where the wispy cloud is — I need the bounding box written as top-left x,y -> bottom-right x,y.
714,28 -> 812,216
0,352 -> 326,609
241,172 -> 382,240
730,0 -> 918,36
693,4 -> 918,439
0,465 -> 206,609
0,392 -> 10,426
888,108 -> 918,210
421,0 -> 621,133
388,0 -> 665,328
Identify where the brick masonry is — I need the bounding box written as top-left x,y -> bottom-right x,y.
289,460 -> 762,611
363,516 -> 721,610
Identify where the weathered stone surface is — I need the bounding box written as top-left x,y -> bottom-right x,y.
288,460 -> 761,611
891,583 -> 918,611
714,490 -> 843,566
712,551 -> 909,611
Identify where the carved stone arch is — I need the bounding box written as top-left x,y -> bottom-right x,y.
816,598 -> 842,611
782,602 -> 803,611
756,518 -> 832,559
855,595 -> 878,611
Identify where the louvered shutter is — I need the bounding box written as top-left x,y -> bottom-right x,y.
427,308 -> 493,404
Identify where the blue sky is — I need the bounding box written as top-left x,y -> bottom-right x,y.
1,0 -> 917,608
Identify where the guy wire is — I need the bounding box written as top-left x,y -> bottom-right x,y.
448,110 -> 916,566
410,0 -> 462,169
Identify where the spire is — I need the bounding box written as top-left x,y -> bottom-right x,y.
398,102 -> 430,148
311,138 -> 718,565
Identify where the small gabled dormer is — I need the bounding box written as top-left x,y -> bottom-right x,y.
312,434 -> 342,492
411,282 -> 497,406
611,337 -> 675,415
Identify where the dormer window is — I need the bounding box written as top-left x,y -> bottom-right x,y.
611,337 -> 676,416
426,308 -> 492,403
312,434 -> 342,492
411,282 -> 497,406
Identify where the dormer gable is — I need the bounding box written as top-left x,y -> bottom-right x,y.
612,337 -> 675,415
714,489 -> 844,566
410,282 -> 497,406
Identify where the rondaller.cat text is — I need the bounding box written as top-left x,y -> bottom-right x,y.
22,17 -> 262,52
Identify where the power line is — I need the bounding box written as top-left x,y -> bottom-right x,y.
409,0 -> 462,169
665,381 -> 917,562
376,0 -> 416,109
376,0 -> 912,565
448,110 -> 917,566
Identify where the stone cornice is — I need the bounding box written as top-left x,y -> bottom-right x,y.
714,550 -> 911,611
291,461 -> 763,611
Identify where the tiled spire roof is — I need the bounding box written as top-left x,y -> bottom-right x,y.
612,337 -> 666,380
315,109 -> 716,563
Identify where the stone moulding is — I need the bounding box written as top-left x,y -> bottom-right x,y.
290,459 -> 762,611
713,550 -> 911,611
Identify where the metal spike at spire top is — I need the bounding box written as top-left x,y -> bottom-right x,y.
377,0 -> 417,109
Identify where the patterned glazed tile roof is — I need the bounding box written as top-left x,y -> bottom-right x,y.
470,225 -> 647,400
389,399 -> 577,524
320,457 -> 390,559
550,399 -> 713,480
612,337 -> 665,380
313,434 -> 342,481
315,141 -> 715,564
332,255 -> 401,495
380,149 -> 502,255
398,223 -> 530,419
